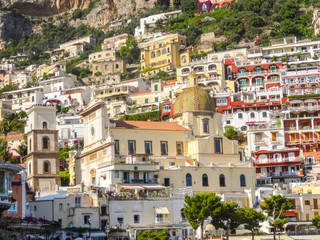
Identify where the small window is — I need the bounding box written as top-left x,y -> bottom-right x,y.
134,214 -> 140,224
240,174 -> 246,187
214,138 -> 223,153
161,141 -> 168,155
250,112 -> 255,118
114,140 -> 119,155
145,141 -> 152,154
155,97 -> 159,102
154,85 -> 158,91
59,203 -> 63,211
145,99 -> 149,103
176,142 -> 183,155
44,161 -> 50,173
84,215 -> 91,225
164,178 -> 170,187
238,113 -> 243,119
219,174 -> 226,187
43,122 -> 47,129
203,121 -> 209,134
117,215 -> 124,224
305,200 -> 310,205
43,137 -> 49,149
101,205 -> 107,215
186,173 -> 192,187
128,140 -> 136,154
262,112 -> 267,118
226,120 -> 231,124
202,174 -> 208,187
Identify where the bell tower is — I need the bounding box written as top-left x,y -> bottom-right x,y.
25,105 -> 61,192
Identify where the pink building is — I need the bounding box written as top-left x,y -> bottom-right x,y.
198,0 -> 234,13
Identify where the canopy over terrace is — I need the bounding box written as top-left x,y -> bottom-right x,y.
112,184 -> 169,200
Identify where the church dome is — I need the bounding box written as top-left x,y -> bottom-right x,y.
173,86 -> 215,116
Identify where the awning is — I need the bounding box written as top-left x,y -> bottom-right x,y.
120,185 -> 144,190
90,232 -> 107,237
284,211 -> 296,216
155,207 -> 169,214
143,185 -> 167,190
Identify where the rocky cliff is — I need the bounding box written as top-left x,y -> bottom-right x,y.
0,10 -> 32,44
0,0 -> 157,16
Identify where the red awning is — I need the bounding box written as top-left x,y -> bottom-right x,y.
284,211 -> 296,216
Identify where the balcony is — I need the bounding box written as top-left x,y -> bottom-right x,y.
154,218 -> 170,224
256,157 -> 301,164
236,69 -> 280,78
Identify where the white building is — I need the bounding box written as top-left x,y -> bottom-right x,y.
1,86 -> 44,112
57,115 -> 84,148
134,10 -> 182,37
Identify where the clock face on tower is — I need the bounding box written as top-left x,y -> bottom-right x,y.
91,125 -> 95,138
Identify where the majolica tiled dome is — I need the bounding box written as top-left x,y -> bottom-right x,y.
173,86 -> 215,116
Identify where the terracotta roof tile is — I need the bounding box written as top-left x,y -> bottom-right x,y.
111,120 -> 190,131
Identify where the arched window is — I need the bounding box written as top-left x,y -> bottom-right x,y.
43,122 -> 47,129
219,174 -> 226,187
238,113 -> 243,119
180,209 -> 186,221
202,3 -> 208,12
182,56 -> 187,63
262,112 -> 267,118
151,52 -> 155,58
186,173 -> 192,187
202,174 -> 208,186
43,161 -> 50,173
43,137 -> 49,149
240,174 -> 246,187
29,139 -> 32,151
250,112 -> 255,118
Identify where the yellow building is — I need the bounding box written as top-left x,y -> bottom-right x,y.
140,33 -> 190,77
71,80 -> 255,205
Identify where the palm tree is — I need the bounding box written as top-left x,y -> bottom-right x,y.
0,118 -> 11,137
13,143 -> 28,163
0,138 -> 9,162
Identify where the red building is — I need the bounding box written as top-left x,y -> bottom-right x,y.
225,58 -> 284,93
254,149 -> 303,186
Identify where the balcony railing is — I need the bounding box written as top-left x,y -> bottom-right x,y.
154,219 -> 170,224
256,157 -> 301,164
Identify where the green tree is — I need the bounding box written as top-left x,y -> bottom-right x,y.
224,126 -> 240,140
184,193 -> 222,240
0,84 -> 18,94
0,118 -> 12,137
72,9 -> 83,19
120,39 -> 140,64
186,24 -> 202,46
137,229 -> 169,240
173,0 -> 181,8
18,111 -> 27,119
211,202 -> 242,240
181,0 -> 197,13
239,207 -> 265,240
13,142 -> 28,162
156,0 -> 170,8
312,215 -> 320,228
260,195 -> 293,240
